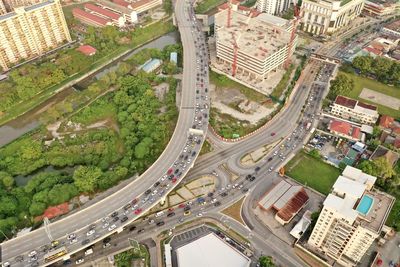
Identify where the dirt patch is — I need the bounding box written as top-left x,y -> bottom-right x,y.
221,196 -> 246,225
359,88 -> 400,110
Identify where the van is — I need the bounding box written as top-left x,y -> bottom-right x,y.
155,211 -> 164,217
84,248 -> 93,256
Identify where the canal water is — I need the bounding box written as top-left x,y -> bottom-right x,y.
0,31 -> 179,148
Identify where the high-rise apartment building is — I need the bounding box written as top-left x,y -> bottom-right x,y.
0,0 -> 43,14
256,0 -> 291,15
0,0 -> 71,71
308,166 -> 394,267
300,0 -> 364,35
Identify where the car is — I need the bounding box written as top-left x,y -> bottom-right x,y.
245,174 -> 251,180
178,217 -> 185,223
63,259 -> 72,265
75,258 -> 84,265
87,229 -> 95,236
178,203 -> 186,208
249,176 -> 256,182
172,178 -> 177,183
1,262 -> 10,267
81,239 -> 90,245
214,201 -> 221,207
220,192 -> 228,197
123,204 -> 131,210
121,216 -> 128,223
157,221 -> 165,226
70,238 -> 78,244
67,233 -> 76,240
148,219 -> 155,225
15,256 -> 24,262
131,198 -> 138,205
196,213 -> 203,217
167,212 -> 175,217
28,251 -> 37,258
113,216 -> 119,222
154,181 -> 160,187
268,167 -> 273,172
102,222 -> 110,229
152,190 -> 158,196
242,188 -> 249,193
108,224 -> 117,231
184,210 -> 191,216
167,168 -> 173,175
111,211 -> 118,217
129,226 -> 137,232
137,229 -> 145,234
184,206 -> 191,211
103,242 -> 111,248
84,248 -> 93,256
134,208 -> 142,215
271,132 -> 276,136
145,189 -> 152,195
255,166 -> 260,172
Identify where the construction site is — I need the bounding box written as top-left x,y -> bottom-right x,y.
210,5 -> 300,95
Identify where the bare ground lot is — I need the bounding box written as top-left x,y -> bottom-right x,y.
359,88 -> 400,110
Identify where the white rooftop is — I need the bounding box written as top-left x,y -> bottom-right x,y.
324,194 -> 359,223
176,233 -> 251,267
333,176 -> 366,200
290,210 -> 312,239
342,165 -> 377,190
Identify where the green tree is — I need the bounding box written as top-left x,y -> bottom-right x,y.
308,149 -> 320,159
373,157 -> 395,180
358,160 -> 379,177
0,171 -> 14,189
352,55 -> 373,74
259,256 -> 275,267
73,165 -> 102,193
29,201 -> 47,216
328,73 -> 354,99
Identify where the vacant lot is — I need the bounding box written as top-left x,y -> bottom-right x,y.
340,72 -> 400,118
285,151 -> 340,195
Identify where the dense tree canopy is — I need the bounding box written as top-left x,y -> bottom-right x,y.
328,73 -> 354,100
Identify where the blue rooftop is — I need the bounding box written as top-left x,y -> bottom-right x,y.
170,52 -> 178,64
140,58 -> 162,73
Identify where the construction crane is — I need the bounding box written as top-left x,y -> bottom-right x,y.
284,3 -> 302,69
231,32 -> 238,77
227,0 -> 232,28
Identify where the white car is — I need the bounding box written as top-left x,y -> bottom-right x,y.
67,233 -> 76,240
28,251 -> 37,257
76,258 -> 84,265
70,238 -> 78,244
108,224 -> 117,231
87,229 -> 95,236
196,213 -> 203,217
102,222 -> 110,229
152,190 -> 158,196
84,248 -> 93,256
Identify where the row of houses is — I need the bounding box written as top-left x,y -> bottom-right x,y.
72,0 -> 162,27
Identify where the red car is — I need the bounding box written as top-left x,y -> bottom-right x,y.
178,203 -> 186,208
172,178 -> 177,183
131,198 -> 138,205
271,132 -> 276,136
167,168 -> 173,175
134,208 -> 142,215
168,208 -> 174,212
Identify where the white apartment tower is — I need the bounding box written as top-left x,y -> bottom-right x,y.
0,0 -> 71,71
256,0 -> 291,15
0,0 -> 43,14
308,166 -> 394,267
300,0 -> 364,35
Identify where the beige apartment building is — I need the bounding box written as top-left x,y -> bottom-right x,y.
331,95 -> 379,125
300,0 -> 364,35
214,9 -> 296,81
0,0 -> 71,71
308,166 -> 394,267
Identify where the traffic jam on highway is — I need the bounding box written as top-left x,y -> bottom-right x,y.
59,58 -> 337,267
0,1 -> 210,267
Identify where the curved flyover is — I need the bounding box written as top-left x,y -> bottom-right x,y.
0,0 -> 210,266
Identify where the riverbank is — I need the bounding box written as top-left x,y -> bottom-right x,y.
0,29 -> 179,148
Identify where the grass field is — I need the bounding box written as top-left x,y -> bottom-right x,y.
195,0 -> 226,13
285,151 -> 340,195
339,71 -> 400,118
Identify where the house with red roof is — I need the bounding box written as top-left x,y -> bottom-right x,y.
77,45 -> 97,56
330,95 -> 379,125
328,119 -> 362,141
84,3 -> 126,27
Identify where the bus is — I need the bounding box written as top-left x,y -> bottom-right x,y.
44,246 -> 68,263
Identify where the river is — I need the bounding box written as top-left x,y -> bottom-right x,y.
0,31 -> 179,148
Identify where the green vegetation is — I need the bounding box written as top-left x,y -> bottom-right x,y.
114,245 -> 150,267
0,46 -> 179,241
357,158 -> 400,231
327,73 -> 354,100
195,0 -> 226,13
241,0 -> 257,7
210,71 -> 270,104
336,71 -> 400,118
0,20 -> 175,126
281,7 -> 294,20
200,140 -> 213,155
270,64 -> 295,99
351,55 -> 400,86
285,151 -> 341,195
259,256 -> 275,267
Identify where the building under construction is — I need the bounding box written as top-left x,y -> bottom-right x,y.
214,8 -> 297,81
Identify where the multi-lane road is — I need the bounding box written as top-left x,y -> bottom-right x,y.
0,0 -> 211,266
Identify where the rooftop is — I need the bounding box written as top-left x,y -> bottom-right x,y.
84,3 -> 121,20
214,9 -> 291,62
25,0 -> 54,12
77,45 -> 97,56
175,233 -> 251,267
370,145 -> 399,166
379,115 -> 395,128
329,119 -> 362,140
73,8 -> 111,26
334,95 -> 378,112
383,20 -> 400,33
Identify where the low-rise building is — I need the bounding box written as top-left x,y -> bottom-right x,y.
112,0 -> 161,15
139,58 -> 162,73
258,180 -> 309,225
77,45 -> 97,56
97,0 -> 138,23
84,3 -> 125,27
363,0 -> 400,18
300,0 -> 364,35
381,19 -> 400,38
328,119 -> 362,141
308,166 -> 395,267
330,95 -> 379,125
370,145 -> 399,167
72,8 -> 112,27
